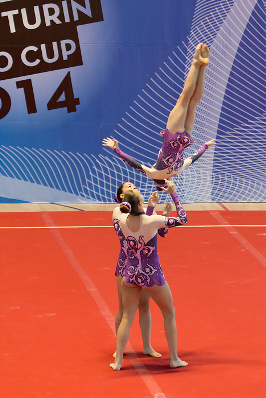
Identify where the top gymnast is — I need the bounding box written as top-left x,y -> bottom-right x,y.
103,43 -> 215,189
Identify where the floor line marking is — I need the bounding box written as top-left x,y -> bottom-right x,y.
0,225 -> 265,230
41,212 -> 166,398
218,202 -> 229,211
210,211 -> 266,268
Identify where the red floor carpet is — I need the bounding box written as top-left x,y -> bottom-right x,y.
0,210 -> 265,398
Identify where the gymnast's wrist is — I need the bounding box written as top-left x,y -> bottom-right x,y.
146,205 -> 154,216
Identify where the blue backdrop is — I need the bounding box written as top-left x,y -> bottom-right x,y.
0,0 -> 265,203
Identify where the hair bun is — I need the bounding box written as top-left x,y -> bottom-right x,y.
120,201 -> 132,213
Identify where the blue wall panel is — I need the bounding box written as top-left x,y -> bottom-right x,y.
0,0 -> 264,203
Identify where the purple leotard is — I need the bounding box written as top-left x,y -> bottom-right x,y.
113,192 -> 187,287
153,129 -> 194,173
115,229 -> 166,286
113,205 -> 168,277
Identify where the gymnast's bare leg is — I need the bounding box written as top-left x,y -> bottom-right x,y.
145,282 -> 188,368
114,275 -> 161,358
138,289 -> 162,357
111,280 -> 188,370
183,44 -> 209,136
166,43 -> 209,136
110,282 -> 142,371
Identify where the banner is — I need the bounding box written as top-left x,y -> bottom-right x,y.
0,0 -> 265,203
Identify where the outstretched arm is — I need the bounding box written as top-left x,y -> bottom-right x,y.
175,139 -> 216,175
102,138 -> 146,174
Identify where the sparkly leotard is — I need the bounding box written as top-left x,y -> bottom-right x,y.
115,228 -> 166,286
153,129 -> 194,173
113,192 -> 187,287
113,206 -> 168,278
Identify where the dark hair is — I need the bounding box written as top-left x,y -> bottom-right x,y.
120,202 -> 131,213
153,179 -> 167,191
120,190 -> 140,215
115,183 -> 125,203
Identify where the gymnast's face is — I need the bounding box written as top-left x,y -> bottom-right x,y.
121,182 -> 140,198
119,182 -> 144,204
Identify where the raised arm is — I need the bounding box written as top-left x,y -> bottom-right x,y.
148,180 -> 187,231
161,180 -> 187,227
164,191 -> 187,227
146,191 -> 169,238
146,191 -> 159,216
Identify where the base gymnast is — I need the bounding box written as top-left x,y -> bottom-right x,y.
103,43 -> 216,189
113,182 -> 172,358
110,180 -> 188,370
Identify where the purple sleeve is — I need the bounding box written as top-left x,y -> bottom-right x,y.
189,143 -> 208,164
113,147 -> 146,174
146,206 -> 154,216
146,205 -> 169,238
164,192 -> 187,227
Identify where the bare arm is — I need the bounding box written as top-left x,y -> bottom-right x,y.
146,191 -> 170,237
146,191 -> 159,216
112,206 -> 122,221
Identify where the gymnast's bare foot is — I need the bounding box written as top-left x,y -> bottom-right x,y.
114,348 -> 161,358
201,44 -> 210,67
193,43 -> 204,66
143,346 -> 162,358
170,357 -> 188,368
110,360 -> 122,371
193,43 -> 209,66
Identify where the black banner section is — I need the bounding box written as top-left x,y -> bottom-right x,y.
0,0 -> 104,80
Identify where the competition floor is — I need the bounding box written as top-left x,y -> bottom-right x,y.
0,203 -> 265,398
